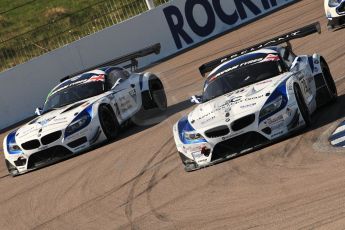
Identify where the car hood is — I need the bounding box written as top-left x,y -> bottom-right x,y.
15,94 -> 105,143
188,73 -> 290,131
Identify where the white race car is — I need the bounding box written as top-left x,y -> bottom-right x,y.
3,45 -> 167,176
324,0 -> 345,30
173,22 -> 337,171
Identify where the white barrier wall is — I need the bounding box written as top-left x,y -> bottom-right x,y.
0,0 -> 296,130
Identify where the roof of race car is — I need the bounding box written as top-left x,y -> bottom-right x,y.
207,48 -> 280,80
48,69 -> 106,97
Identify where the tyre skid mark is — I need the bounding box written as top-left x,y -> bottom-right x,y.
0,174 -> 9,180
31,144 -> 176,229
124,137 -> 174,229
145,146 -> 178,224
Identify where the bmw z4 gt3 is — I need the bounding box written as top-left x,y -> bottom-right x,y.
3,67 -> 167,176
173,22 -> 337,171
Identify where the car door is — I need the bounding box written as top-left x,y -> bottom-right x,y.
290,55 -> 316,112
111,79 -> 139,121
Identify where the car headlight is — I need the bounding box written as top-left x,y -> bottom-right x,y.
65,107 -> 92,137
260,95 -> 283,119
6,130 -> 23,155
184,131 -> 204,141
329,0 -> 341,7
177,116 -> 206,144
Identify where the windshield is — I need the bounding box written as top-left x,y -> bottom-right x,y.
43,81 -> 104,113
203,61 -> 284,102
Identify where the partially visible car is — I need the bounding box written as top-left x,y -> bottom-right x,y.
324,0 -> 345,30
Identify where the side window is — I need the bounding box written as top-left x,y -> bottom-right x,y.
280,47 -> 296,68
107,69 -> 130,88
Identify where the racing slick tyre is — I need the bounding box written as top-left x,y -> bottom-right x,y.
321,58 -> 337,102
98,105 -> 119,141
5,159 -> 19,177
294,84 -> 311,127
152,88 -> 167,111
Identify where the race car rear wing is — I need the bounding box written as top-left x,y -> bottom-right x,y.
60,43 -> 161,82
199,22 -> 321,77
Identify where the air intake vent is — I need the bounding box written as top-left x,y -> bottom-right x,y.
27,146 -> 72,169
67,137 -> 87,148
204,125 -> 230,138
211,132 -> 268,161
21,140 -> 40,150
231,114 -> 255,131
41,131 -> 62,145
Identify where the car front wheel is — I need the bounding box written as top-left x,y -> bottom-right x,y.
294,84 -> 311,127
98,105 -> 119,141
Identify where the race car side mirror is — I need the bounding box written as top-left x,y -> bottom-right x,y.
191,95 -> 202,104
35,107 -> 42,116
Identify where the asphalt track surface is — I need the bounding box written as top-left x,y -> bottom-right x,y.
1,1 -> 345,229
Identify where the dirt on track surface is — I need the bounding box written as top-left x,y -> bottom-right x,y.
1,0 -> 345,229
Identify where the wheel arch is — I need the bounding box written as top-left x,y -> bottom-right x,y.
98,103 -> 120,124
141,72 -> 164,92
140,72 -> 166,110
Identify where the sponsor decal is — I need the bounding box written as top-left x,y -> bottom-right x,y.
52,74 -> 105,96
262,54 -> 280,62
271,130 -> 284,138
245,95 -> 264,101
87,74 -> 104,82
270,121 -> 284,130
192,151 -> 204,160
37,116 -> 56,127
287,81 -> 294,91
214,58 -> 264,78
197,159 -> 208,163
265,114 -> 284,125
201,116 -> 216,125
214,64 -> 240,78
129,89 -> 137,100
240,103 -> 256,109
163,0 -> 293,49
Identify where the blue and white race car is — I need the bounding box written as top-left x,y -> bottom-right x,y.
173,22 -> 337,171
3,45 -> 167,176
324,0 -> 345,30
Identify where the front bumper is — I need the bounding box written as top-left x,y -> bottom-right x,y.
4,127 -> 104,175
174,106 -> 303,172
327,15 -> 345,28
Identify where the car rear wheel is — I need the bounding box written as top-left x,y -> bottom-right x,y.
321,59 -> 337,102
294,84 -> 311,127
152,88 -> 167,111
142,78 -> 167,111
98,105 -> 119,141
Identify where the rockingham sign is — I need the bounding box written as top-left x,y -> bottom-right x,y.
163,0 -> 295,49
